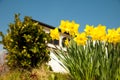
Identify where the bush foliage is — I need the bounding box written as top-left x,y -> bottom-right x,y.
0,14 -> 51,70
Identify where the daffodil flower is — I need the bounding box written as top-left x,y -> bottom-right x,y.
50,28 -> 60,40
74,32 -> 87,45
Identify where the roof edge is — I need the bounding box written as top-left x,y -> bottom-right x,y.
31,19 -> 55,29
31,19 -> 69,35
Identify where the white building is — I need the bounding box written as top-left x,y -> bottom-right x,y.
32,20 -> 69,73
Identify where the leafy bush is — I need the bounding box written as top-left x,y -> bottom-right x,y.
0,14 -> 51,70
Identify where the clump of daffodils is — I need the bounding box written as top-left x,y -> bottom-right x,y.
50,20 -> 120,45
50,20 -> 120,80
50,28 -> 60,40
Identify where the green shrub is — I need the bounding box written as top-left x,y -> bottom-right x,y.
0,14 -> 51,70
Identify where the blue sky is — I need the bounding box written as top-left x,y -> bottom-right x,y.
0,0 -> 120,51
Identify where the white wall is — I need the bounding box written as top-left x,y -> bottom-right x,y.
44,27 -> 68,73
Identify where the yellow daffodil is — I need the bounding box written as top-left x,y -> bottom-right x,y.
64,38 -> 69,46
107,29 -> 120,44
59,20 -> 70,33
59,20 -> 80,37
117,27 -> 120,34
74,32 -> 87,45
84,24 -> 94,36
50,28 -> 60,40
69,20 -> 80,36
90,24 -> 107,41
